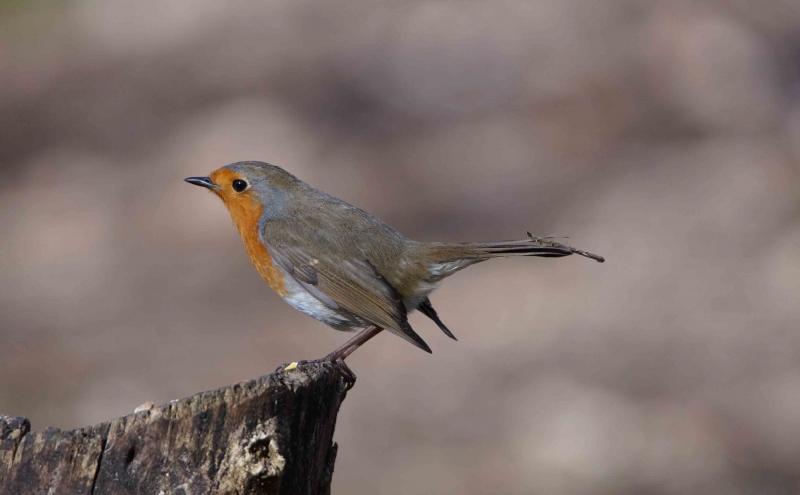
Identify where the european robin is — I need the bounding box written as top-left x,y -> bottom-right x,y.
186,161 -> 602,385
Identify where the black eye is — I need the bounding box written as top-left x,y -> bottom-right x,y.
232,179 -> 248,192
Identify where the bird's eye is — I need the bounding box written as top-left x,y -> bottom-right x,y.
232,179 -> 248,192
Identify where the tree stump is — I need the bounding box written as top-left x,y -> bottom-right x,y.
0,363 -> 348,495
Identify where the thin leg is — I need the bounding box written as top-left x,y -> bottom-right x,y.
326,325 -> 383,361
278,325 -> 384,391
323,325 -> 383,388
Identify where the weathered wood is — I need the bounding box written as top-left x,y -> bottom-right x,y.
0,363 -> 347,495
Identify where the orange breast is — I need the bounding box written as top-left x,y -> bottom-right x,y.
239,215 -> 288,297
212,169 -> 288,297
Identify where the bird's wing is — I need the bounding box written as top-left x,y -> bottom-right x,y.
269,243 -> 431,353
418,297 -> 457,341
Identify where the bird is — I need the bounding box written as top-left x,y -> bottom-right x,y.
185,161 -> 603,385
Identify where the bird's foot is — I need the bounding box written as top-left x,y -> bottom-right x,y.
276,356 -> 356,391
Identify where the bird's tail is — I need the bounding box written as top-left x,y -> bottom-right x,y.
417,234 -> 603,281
416,238 -> 569,281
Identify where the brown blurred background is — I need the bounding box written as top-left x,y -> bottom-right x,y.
2,0 -> 800,493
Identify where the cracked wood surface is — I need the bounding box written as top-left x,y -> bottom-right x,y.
0,363 -> 347,495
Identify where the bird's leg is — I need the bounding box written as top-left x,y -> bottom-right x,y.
326,324 -> 383,361
322,325 -> 383,388
278,325 -> 384,390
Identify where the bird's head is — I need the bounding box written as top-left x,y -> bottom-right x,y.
185,161 -> 300,227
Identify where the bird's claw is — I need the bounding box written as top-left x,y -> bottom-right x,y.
332,358 -> 356,391
275,358 -> 356,391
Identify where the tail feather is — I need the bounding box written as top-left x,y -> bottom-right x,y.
416,235 -> 603,281
418,297 -> 457,341
435,239 -> 573,261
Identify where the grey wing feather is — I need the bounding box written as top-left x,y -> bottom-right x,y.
271,248 -> 318,285
269,243 -> 431,353
418,298 -> 457,341
270,246 -> 336,308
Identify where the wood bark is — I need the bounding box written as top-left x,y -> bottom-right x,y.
0,363 -> 348,495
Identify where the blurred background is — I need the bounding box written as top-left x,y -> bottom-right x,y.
2,0 -> 800,493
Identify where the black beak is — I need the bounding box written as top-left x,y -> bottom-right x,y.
184,176 -> 217,189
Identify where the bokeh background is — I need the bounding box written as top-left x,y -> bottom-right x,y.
2,0 -> 800,493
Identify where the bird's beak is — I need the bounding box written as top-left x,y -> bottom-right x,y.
184,176 -> 218,189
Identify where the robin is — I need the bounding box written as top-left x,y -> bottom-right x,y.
186,161 -> 602,385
